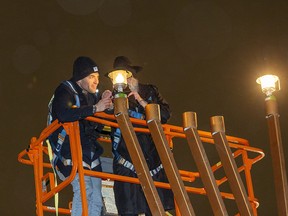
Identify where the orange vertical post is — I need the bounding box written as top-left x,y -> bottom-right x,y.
69,121 -> 89,216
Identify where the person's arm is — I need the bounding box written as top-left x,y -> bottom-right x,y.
52,85 -> 112,123
128,85 -> 171,123
150,85 -> 171,124
52,85 -> 93,123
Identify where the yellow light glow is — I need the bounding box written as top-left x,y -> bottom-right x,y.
256,74 -> 280,96
115,73 -> 125,83
108,70 -> 127,85
108,69 -> 132,92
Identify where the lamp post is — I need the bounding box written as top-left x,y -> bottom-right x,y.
256,74 -> 288,215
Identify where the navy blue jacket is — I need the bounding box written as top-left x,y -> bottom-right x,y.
50,80 -> 103,177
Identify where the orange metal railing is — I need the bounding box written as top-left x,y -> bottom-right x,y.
18,112 -> 265,215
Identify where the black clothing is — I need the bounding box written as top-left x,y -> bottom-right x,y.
50,80 -> 103,177
111,83 -> 175,215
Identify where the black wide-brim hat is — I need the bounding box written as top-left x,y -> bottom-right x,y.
105,56 -> 143,77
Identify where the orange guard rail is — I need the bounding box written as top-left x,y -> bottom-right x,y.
18,112 -> 265,216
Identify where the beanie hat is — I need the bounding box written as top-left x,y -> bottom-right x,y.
72,56 -> 99,81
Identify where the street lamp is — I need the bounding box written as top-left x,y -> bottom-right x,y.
256,74 -> 288,216
107,69 -> 132,97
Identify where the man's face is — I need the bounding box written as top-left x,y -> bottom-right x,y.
127,76 -> 139,92
78,72 -> 99,94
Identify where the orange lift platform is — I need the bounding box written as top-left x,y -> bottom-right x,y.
18,109 -> 265,216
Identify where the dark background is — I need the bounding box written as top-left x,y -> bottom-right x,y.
2,0 -> 288,215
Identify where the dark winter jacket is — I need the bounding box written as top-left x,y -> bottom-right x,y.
50,80 -> 103,177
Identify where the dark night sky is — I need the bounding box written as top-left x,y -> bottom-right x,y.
2,0 -> 288,215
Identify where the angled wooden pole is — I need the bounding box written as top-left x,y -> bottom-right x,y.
146,104 -> 196,216
210,116 -> 253,216
114,97 -> 166,216
183,112 -> 228,216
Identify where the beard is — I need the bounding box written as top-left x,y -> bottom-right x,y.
128,77 -> 139,92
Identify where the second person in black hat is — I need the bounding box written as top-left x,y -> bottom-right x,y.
109,56 -> 175,216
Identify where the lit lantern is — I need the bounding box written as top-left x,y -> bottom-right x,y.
108,69 -> 132,94
256,74 -> 280,96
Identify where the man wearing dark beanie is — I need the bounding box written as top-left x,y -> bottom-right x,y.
48,56 -> 112,216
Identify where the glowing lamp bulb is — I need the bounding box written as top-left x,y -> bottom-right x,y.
115,73 -> 125,83
256,74 -> 280,96
108,69 -> 132,93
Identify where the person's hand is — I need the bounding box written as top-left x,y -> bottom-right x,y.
95,96 -> 112,112
102,90 -> 112,99
128,91 -> 147,107
128,91 -> 141,101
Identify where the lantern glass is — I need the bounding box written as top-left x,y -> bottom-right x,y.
256,74 -> 280,96
108,69 -> 132,92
